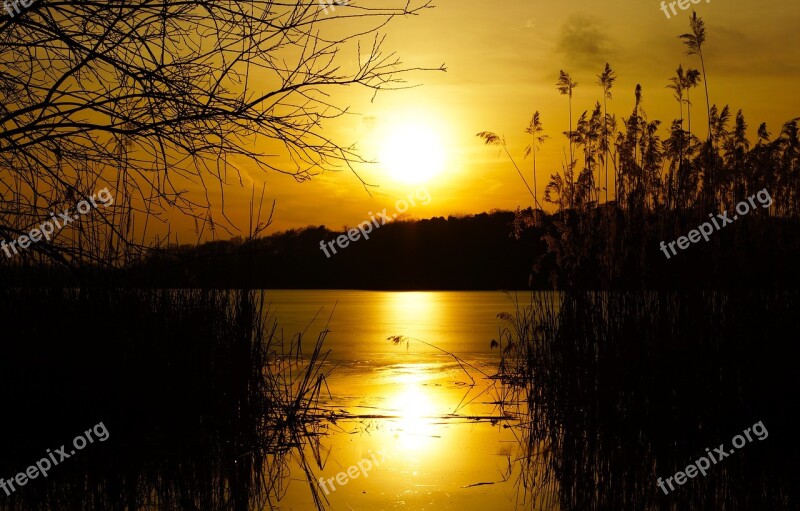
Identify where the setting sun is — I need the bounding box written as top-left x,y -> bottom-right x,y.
379,122 -> 446,184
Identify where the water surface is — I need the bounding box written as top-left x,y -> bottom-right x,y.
265,290 -> 541,511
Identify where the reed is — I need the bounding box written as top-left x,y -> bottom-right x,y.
497,290 -> 800,510
0,287 -> 332,510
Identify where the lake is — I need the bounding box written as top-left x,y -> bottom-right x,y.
264,290 -> 546,511
3,288 -> 793,510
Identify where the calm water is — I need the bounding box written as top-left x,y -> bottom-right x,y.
3,289 -> 793,510
264,290 -> 545,511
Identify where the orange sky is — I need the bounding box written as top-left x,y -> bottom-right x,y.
169,0 -> 800,242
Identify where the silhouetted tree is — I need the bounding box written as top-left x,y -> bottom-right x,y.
0,0 -> 443,267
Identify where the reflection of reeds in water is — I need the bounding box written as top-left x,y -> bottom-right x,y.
0,288 -> 331,511
497,291 -> 800,510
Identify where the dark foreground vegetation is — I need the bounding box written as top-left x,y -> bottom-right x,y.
489,19 -> 800,507
0,288 -> 330,511
497,290 -> 800,510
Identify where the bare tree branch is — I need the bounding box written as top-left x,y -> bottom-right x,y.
0,0 -> 444,268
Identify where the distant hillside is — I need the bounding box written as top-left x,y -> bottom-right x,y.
124,211 -> 548,290
120,202 -> 800,290
4,206 -> 798,290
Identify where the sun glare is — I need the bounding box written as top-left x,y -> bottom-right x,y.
389,384 -> 438,451
379,122 -> 446,184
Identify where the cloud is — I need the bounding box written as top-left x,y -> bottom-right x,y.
708,25 -> 800,76
556,14 -> 615,70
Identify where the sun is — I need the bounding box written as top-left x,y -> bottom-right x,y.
391,386 -> 437,450
379,122 -> 446,184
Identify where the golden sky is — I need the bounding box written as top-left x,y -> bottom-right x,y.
181,0 -> 800,241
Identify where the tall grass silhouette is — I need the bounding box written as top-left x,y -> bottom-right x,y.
0,288 -> 333,510
496,290 -> 800,510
